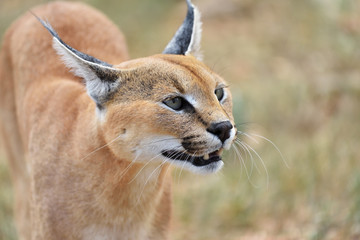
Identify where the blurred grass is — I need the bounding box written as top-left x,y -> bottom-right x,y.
1,0 -> 360,239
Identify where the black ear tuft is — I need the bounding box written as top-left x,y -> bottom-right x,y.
32,12 -> 113,68
163,0 -> 202,59
33,13 -> 123,107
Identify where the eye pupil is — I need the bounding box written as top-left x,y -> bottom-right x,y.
215,88 -> 224,101
164,97 -> 183,111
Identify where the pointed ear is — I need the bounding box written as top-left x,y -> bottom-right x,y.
163,0 -> 203,60
34,15 -> 122,108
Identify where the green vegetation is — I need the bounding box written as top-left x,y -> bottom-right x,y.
1,0 -> 359,239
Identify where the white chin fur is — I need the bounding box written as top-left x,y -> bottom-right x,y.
167,159 -> 224,175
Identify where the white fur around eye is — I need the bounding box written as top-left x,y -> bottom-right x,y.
184,95 -> 198,108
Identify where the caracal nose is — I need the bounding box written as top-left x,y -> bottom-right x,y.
206,121 -> 233,143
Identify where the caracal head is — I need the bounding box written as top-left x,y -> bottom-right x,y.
37,0 -> 237,174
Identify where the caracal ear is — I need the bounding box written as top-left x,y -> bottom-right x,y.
34,15 -> 122,109
163,0 -> 203,60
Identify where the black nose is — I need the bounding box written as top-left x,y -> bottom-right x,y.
207,121 -> 233,143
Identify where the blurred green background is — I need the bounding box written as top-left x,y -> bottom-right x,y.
1,0 -> 360,239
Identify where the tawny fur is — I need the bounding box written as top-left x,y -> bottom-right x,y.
0,1 -> 235,240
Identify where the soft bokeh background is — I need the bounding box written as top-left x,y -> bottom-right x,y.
1,0 -> 360,239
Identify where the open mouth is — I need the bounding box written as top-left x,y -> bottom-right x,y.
161,149 -> 223,167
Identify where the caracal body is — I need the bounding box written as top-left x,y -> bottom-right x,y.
0,1 -> 236,239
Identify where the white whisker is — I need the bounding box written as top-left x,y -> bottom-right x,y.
141,137 -> 183,146
248,133 -> 289,169
237,140 -> 261,175
80,134 -> 122,161
177,154 -> 189,184
136,159 -> 168,205
231,143 -> 244,176
242,141 -> 269,189
129,145 -> 182,184
235,141 -> 255,177
128,151 -> 165,184
239,131 -> 259,144
116,152 -> 142,182
233,141 -> 257,186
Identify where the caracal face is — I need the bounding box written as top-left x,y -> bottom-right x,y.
102,55 -> 236,174
37,0 -> 236,174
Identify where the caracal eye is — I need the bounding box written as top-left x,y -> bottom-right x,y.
163,97 -> 184,111
215,88 -> 224,101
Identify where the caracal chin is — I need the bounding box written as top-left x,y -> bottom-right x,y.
0,0 -> 237,239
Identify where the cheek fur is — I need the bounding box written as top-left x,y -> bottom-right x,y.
104,102 -> 181,141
